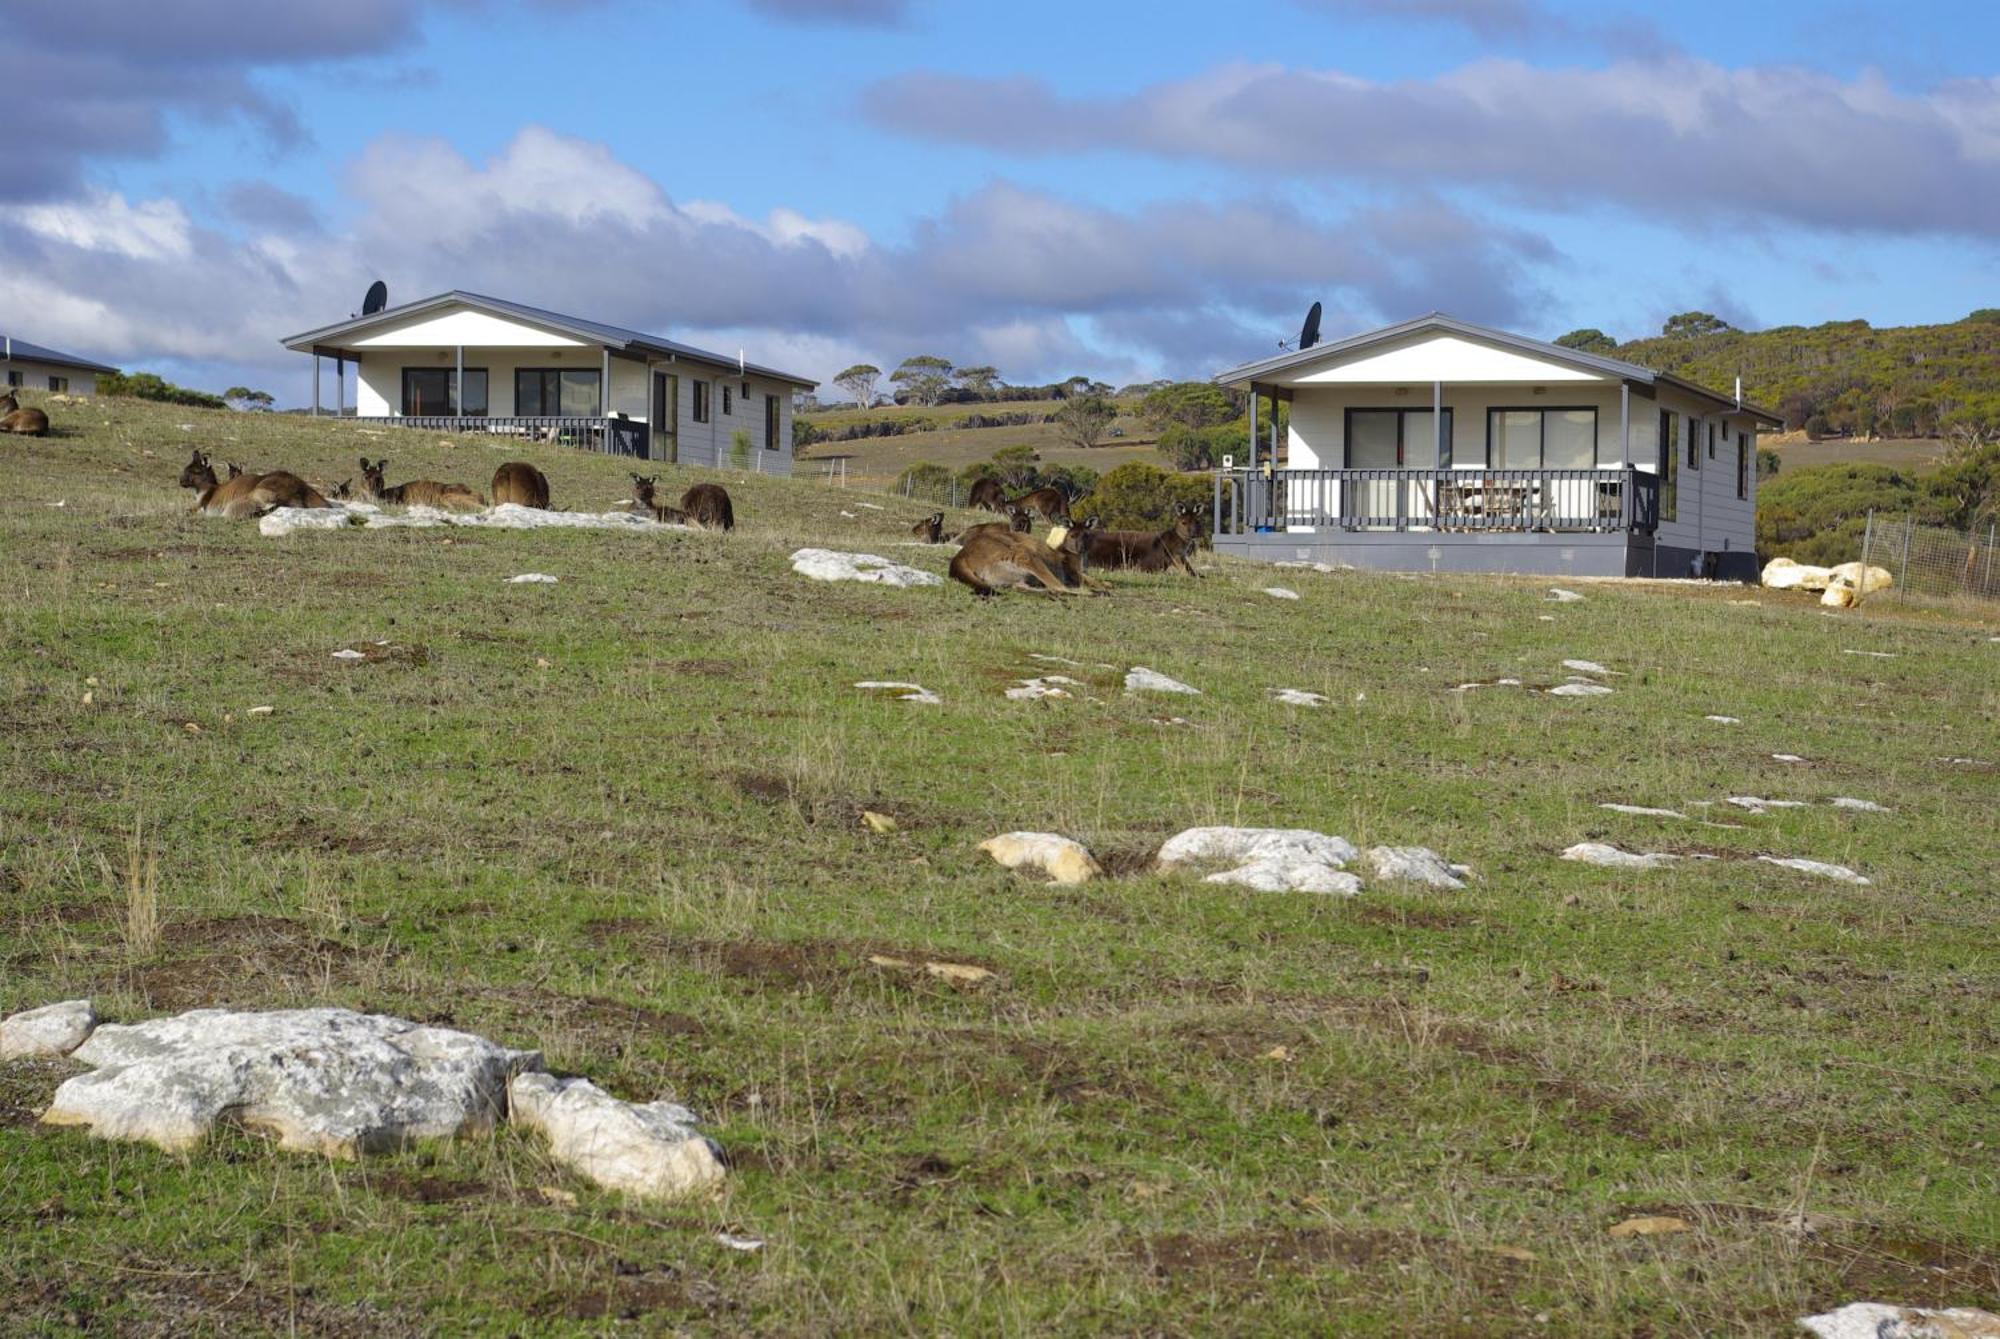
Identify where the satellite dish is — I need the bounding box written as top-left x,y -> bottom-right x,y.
362,281 -> 389,316
1298,301 -> 1323,351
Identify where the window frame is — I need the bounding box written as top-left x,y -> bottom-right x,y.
1736,430 -> 1749,500
1686,414 -> 1701,471
1707,421 -> 1717,460
513,367 -> 597,418
400,366 -> 488,416
764,393 -> 780,450
692,379 -> 711,424
4,371 -> 20,388
1658,409 -> 1679,522
1481,406 -> 1599,470
47,375 -> 67,393
722,384 -> 733,416
1341,406 -> 1455,468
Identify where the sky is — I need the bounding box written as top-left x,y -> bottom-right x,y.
3,0 -> 1999,404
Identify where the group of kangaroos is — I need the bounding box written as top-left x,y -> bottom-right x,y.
176,448 -> 733,530
912,476 -> 1204,598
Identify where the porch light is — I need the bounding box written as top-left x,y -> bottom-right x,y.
1533,386 -> 1546,395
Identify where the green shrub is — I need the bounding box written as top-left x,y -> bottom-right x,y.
896,461 -> 954,502
1755,463 -> 1919,566
1075,462 -> 1212,531
730,428 -> 752,470
1158,423 -> 1247,471
98,371 -> 223,409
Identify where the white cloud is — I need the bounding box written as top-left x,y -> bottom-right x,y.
5,192 -> 194,261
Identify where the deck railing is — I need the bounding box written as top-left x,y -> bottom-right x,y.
1213,467 -> 1659,537
370,415 -> 652,459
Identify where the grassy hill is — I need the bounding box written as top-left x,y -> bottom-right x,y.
798,396 -> 1161,489
1613,311 -> 2000,439
1,390 -> 1996,1333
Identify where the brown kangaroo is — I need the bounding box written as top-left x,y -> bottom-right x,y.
912,512 -> 946,543
327,478 -> 353,500
681,482 -> 735,531
1010,485 -> 1071,523
951,504 -> 1033,543
491,461 -> 551,509
180,449 -> 331,518
1081,504 -> 1203,577
359,458 -> 484,510
629,473 -> 690,523
966,477 -> 1009,512
949,522 -> 1106,599
0,392 -> 49,436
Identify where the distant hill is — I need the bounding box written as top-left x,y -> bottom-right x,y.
1600,311 -> 2000,439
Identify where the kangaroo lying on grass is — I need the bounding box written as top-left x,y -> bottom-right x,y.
630,475 -> 735,530
179,449 -> 332,518
491,461 -> 551,509
1081,505 -> 1203,577
359,458 -> 484,510
952,504 -> 1032,543
0,392 -> 50,437
912,512 -> 946,543
950,521 -> 1107,599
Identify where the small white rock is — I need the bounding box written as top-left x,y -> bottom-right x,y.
1598,804 -> 1687,819
1158,827 -> 1358,869
1561,842 -> 1680,871
1261,587 -> 1301,600
1561,659 -> 1614,675
790,549 -> 941,587
507,573 -> 559,584
1005,677 -> 1076,701
0,1000 -> 97,1059
717,1233 -> 766,1251
1796,1303 -> 2000,1339
1548,682 -> 1613,697
1705,715 -> 1741,724
854,680 -> 941,705
979,832 -> 1103,885
1546,588 -> 1584,602
1125,667 -> 1201,695
509,1072 -> 725,1201
1204,858 -> 1362,895
1830,797 -> 1891,813
1363,846 -> 1469,889
1757,856 -> 1871,885
1268,688 -> 1328,707
246,705 -> 274,716
1772,753 -> 1808,763
330,649 -> 367,661
1726,796 -> 1810,813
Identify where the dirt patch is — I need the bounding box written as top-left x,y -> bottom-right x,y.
732,772 -> 791,804
0,1058 -> 77,1128
354,1170 -> 493,1205
1173,1017 -> 1315,1063
1094,845 -> 1160,878
662,658 -> 738,678
123,915 -> 379,1011
531,1261 -> 734,1323
487,984 -> 707,1048
728,771 -> 916,829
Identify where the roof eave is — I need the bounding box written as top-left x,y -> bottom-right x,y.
1211,313 -> 1658,389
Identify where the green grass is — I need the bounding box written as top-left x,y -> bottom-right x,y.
799,397 -> 1160,487
2,389 -> 1997,1335
1763,433 -> 1948,477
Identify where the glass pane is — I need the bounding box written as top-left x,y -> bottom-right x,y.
1544,409 -> 1595,468
1347,411 -> 1399,468
560,370 -> 600,417
1403,410 -> 1443,468
457,370 -> 488,417
1492,410 -> 1539,469
515,372 -> 542,417
404,369 -> 448,415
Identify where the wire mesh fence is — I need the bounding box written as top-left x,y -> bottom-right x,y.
1857,512 -> 2000,607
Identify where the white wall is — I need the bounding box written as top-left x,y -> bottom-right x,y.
1292,332 -> 1606,384
1286,383 -> 1630,470
4,361 -> 98,396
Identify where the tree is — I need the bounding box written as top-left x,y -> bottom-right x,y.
956,365 -> 1000,395
223,386 -> 274,411
1053,395 -> 1117,449
831,363 -> 881,409
1139,382 -> 1237,432
1662,311 -> 1735,339
890,355 -> 955,406
1079,462 -> 1213,530
1554,328 -> 1617,355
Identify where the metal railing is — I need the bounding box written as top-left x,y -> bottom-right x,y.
1856,512 -> 2000,607
370,415 -> 652,458
1213,467 -> 1658,537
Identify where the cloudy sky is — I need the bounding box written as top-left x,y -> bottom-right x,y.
4,0 -> 1998,402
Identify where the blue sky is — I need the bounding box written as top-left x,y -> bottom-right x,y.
4,0 -> 1998,403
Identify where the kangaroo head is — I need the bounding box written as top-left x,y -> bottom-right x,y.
330,478 -> 352,500
179,450 -> 215,491
1173,505 -> 1203,539
225,462 -> 244,479
630,474 -> 658,506
1007,505 -> 1031,532
357,458 -> 388,496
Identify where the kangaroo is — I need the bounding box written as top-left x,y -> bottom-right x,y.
180,449 -> 331,518
966,477 -> 1009,513
952,504 -> 1033,543
629,473 -> 690,523
328,478 -> 353,501
491,461 -> 551,509
681,482 -> 735,532
1010,484 -> 1072,524
949,521 -> 1106,599
0,392 -> 49,437
1081,504 -> 1203,577
911,512 -> 946,543
225,462 -> 244,479
359,458 -> 484,510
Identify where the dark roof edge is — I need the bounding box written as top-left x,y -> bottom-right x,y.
2,337 -> 119,375
1210,313 -> 1659,388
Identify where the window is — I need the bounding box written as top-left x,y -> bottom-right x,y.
722,385 -> 733,416
764,394 -> 780,450
1658,409 -> 1679,522
47,375 -> 67,393
1344,407 -> 1453,468
514,369 -> 597,417
1736,431 -> 1749,499
1483,407 -> 1598,469
5,371 -> 21,388
1707,421 -> 1717,460
692,380 -> 711,423
1686,415 -> 1701,470
402,367 -> 487,416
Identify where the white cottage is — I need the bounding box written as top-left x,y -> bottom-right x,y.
1210,314 -> 1780,580
281,292 -> 816,473
2,335 -> 116,396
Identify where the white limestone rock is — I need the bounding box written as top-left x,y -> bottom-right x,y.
42,1008 -> 538,1156
1125,667 -> 1201,695
1204,858 -> 1362,895
0,1000 -> 97,1059
1757,856 -> 1871,885
1546,588 -> 1584,602
1797,1303 -> 2000,1339
789,548 -> 942,587
1006,676 -> 1079,701
508,1072 -> 725,1202
1261,587 -> 1301,600
1562,659 -> 1615,675
507,573 -> 558,584
1363,846 -> 1470,889
1727,796 -> 1810,813
855,680 -> 941,705
1561,842 -> 1681,871
1268,688 -> 1328,707
1831,797 -> 1891,813
1705,715 -> 1741,724
980,832 -> 1103,885
1158,827 -> 1358,871
1548,681 -> 1614,697
1598,804 -> 1687,819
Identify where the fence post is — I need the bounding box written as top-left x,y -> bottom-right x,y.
1896,512 -> 1914,602
1856,511 -> 1873,606
1986,522 -> 1996,596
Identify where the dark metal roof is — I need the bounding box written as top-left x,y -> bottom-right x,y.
1212,312 -> 1780,424
280,291 -> 817,389
1,335 -> 118,375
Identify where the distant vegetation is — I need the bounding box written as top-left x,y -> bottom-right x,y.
1755,435 -> 2000,564
98,370 -> 225,409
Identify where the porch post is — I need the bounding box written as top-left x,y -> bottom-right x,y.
312,354 -> 320,418
1433,379 -> 1443,464
335,357 -> 343,418
1247,385 -> 1258,472
601,347 -> 612,454
455,344 -> 464,418
1619,383 -> 1631,530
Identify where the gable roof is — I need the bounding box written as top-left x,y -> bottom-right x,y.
280,291 -> 817,389
2,335 -> 118,376
1213,313 -> 1779,423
